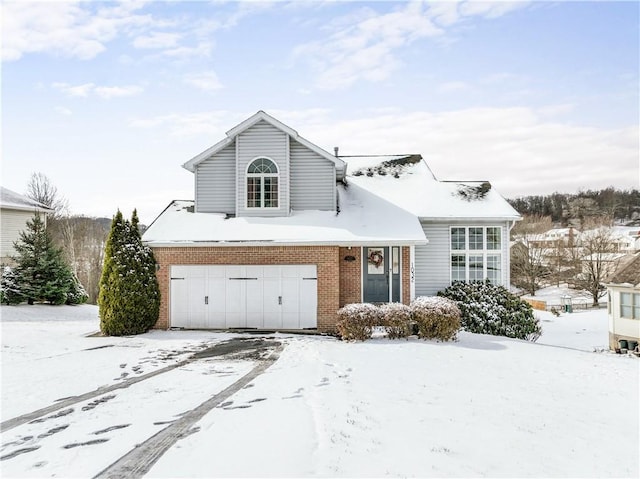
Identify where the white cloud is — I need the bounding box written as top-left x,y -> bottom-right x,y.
52,82 -> 143,99
133,32 -> 181,49
53,82 -> 96,97
458,1 -> 529,19
184,71 -> 223,92
128,111 -> 233,137
294,2 -> 442,90
278,107 -> 638,198
54,106 -> 72,116
162,42 -> 214,59
94,85 -> 143,99
438,81 -> 470,93
2,1 -> 151,61
294,0 -> 531,90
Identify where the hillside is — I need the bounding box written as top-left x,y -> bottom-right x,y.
508,188 -> 640,226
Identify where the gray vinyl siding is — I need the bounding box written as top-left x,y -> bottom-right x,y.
1,208 -> 38,262
195,141 -> 236,214
289,138 -> 336,211
415,220 -> 512,297
236,120 -> 289,217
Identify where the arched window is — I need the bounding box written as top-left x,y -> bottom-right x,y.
247,157 -> 279,208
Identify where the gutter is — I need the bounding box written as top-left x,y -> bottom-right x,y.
144,238 -> 429,248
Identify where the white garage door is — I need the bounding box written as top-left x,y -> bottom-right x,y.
170,265 -> 317,330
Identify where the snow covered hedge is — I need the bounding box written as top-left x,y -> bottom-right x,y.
438,281 -> 542,341
337,300 -> 460,341
380,303 -> 413,339
336,303 -> 380,341
410,296 -> 461,341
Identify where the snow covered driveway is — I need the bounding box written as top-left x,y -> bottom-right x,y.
1,305 -> 639,478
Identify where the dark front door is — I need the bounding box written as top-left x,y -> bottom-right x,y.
363,247 -> 389,303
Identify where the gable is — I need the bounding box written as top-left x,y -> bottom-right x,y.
183,111 -> 345,177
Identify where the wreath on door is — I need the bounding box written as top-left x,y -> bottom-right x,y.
368,250 -> 384,268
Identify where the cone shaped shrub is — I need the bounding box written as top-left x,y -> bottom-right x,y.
410,296 -> 461,341
438,281 -> 541,341
99,210 -> 160,336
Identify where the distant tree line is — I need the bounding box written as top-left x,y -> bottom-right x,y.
508,188 -> 640,227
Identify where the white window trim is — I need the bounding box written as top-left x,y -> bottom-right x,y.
619,291 -> 640,320
246,156 -> 280,209
449,226 -> 503,285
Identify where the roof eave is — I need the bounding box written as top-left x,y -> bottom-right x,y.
0,204 -> 53,214
182,137 -> 233,172
419,215 -> 522,222
145,238 -> 428,248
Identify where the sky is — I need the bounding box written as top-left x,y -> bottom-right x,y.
1,0 -> 638,225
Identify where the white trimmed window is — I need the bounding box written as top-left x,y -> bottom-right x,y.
450,226 -> 502,285
620,292 -> 640,319
247,157 -> 279,208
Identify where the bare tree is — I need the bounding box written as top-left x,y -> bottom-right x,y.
510,215 -> 554,295
26,172 -> 69,219
573,225 -> 621,306
60,216 -> 108,303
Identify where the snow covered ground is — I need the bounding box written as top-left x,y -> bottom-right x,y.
1,304 -> 638,478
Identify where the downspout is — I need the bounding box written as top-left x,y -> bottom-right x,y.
507,220 -> 517,289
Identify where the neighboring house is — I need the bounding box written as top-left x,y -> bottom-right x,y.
142,111 -> 521,332
606,253 -> 640,350
0,187 -> 53,265
528,227 -> 579,250
609,226 -> 640,253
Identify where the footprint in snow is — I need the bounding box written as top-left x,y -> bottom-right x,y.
92,424 -> 131,435
29,408 -> 74,424
0,446 -> 41,461
63,438 -> 109,449
37,424 -> 69,439
316,377 -> 330,387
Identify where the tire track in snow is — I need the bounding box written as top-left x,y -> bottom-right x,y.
0,338 -> 278,433
92,343 -> 283,479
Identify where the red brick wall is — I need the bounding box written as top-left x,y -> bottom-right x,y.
339,247 -> 361,306
152,246 -> 340,333
402,246 -> 411,305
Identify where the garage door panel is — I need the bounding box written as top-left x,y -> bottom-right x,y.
281,277 -> 300,329
207,277 -> 226,328
298,265 -> 317,279
225,278 -> 244,327
187,276 -> 208,328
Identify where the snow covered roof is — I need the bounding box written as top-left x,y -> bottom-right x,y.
607,253 -> 640,287
143,182 -> 427,247
344,156 -> 521,221
0,187 -> 52,213
182,111 -> 346,178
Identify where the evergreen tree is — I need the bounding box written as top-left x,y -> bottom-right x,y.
99,210 -> 160,336
6,214 -> 87,305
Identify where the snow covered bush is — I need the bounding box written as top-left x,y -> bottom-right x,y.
410,296 -> 461,341
380,303 -> 413,339
438,281 -> 542,341
66,275 -> 88,305
99,210 -> 160,336
1,266 -> 23,305
336,303 -> 381,341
